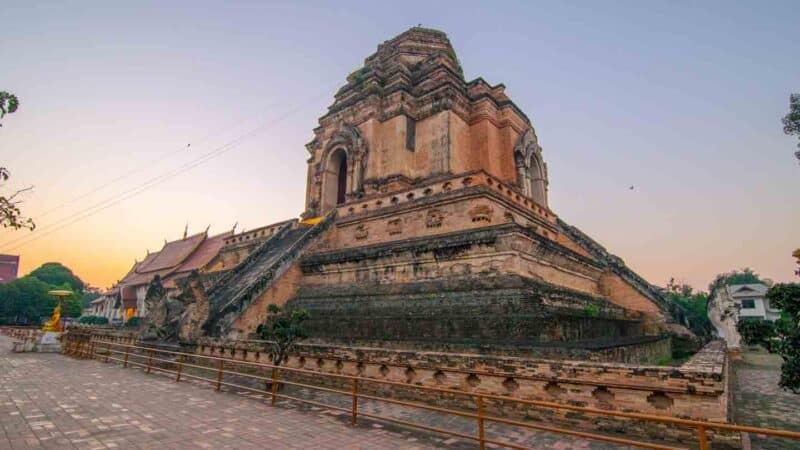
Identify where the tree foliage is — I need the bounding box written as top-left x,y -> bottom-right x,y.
737,319 -> 776,348
29,262 -> 85,292
258,304 -> 311,366
708,268 -> 764,297
665,278 -> 713,340
0,92 -> 18,122
0,167 -> 35,230
0,262 -> 86,324
80,290 -> 101,309
1,91 -> 34,230
79,315 -> 109,325
782,93 -> 800,164
765,283 -> 800,393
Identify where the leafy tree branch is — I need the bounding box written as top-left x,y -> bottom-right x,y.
783,93 -> 800,164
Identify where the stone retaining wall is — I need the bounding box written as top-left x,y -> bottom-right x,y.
192,338 -> 734,447
64,327 -> 736,447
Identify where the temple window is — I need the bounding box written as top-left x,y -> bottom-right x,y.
336,155 -> 347,205
321,148 -> 349,212
405,115 -> 416,151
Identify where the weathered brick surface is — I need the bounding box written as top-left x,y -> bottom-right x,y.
191,338 -> 731,443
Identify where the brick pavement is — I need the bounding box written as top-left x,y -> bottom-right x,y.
732,346 -> 800,450
0,334 -> 639,449
0,335 -> 435,450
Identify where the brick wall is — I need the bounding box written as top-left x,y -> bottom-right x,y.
191,339 -> 732,446
65,327 -> 735,447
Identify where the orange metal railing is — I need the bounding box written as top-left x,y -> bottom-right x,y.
65,337 -> 800,450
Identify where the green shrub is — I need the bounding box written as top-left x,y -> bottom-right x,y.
124,317 -> 139,327
78,315 -> 108,325
737,319 -> 776,347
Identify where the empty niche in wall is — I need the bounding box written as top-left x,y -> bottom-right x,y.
592,386 -> 615,405
545,381 -> 566,397
404,367 -> 416,383
647,391 -> 674,410
503,377 -> 520,393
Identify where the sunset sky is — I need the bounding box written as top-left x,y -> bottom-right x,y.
1,1 -> 798,291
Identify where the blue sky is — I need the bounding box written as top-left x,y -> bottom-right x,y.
1,1 -> 798,289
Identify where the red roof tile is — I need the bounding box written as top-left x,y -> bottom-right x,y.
176,231 -> 232,274
137,232 -> 206,273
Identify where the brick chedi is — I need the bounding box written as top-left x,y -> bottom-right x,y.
200,27 -> 689,353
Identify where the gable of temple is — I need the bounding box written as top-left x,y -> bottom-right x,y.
303,27 -> 549,218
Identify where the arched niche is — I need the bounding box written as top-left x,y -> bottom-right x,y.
529,154 -> 547,206
313,123 -> 368,215
514,128 -> 549,207
321,148 -> 349,213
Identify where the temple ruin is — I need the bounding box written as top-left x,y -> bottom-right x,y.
181,27 -> 693,359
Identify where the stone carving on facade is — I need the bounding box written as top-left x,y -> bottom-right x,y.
514,128 -> 549,207
314,239 -> 332,251
425,209 -> 445,228
139,272 -> 210,343
469,204 -> 493,223
140,275 -> 185,342
354,223 -> 369,240
387,218 -> 403,235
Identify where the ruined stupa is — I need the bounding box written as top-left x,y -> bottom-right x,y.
194,28 -> 687,356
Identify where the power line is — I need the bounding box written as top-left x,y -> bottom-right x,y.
25,82 -> 339,221
0,85 -> 337,252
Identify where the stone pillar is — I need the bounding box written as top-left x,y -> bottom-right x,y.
347,164 -> 355,194
517,164 -> 529,196
351,159 -> 362,194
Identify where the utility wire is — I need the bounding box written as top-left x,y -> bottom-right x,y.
23,82 -> 339,222
0,85 -> 337,252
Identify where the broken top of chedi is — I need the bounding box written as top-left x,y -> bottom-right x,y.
184,27 -> 694,354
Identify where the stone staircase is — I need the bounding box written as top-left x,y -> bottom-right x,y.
203,213 -> 334,337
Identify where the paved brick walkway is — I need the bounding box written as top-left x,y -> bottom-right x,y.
0,335 -> 638,449
0,335 -> 434,450
732,346 -> 800,450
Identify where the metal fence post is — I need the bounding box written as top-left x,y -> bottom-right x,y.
176,355 -> 184,382
476,395 -> 486,450
270,367 -> 279,405
697,425 -> 709,450
216,359 -> 224,391
105,342 -> 110,363
146,350 -> 153,374
351,378 -> 359,426
123,345 -> 130,368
